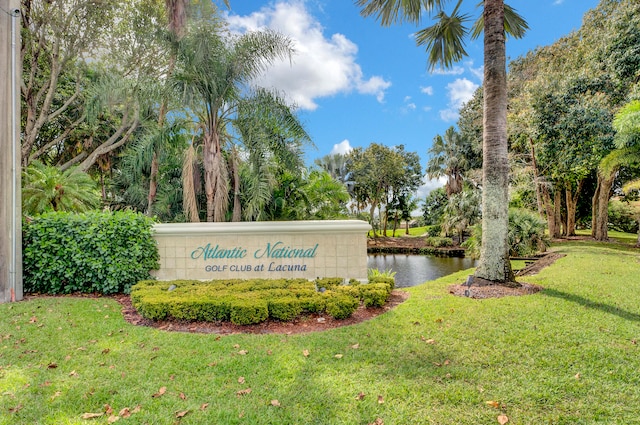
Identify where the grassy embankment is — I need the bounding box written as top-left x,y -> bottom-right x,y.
1,238 -> 639,424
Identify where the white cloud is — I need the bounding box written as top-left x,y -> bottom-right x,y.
226,1 -> 391,110
553,0 -> 564,5
420,85 -> 434,95
469,65 -> 484,81
430,66 -> 465,76
439,78 -> 479,122
416,175 -> 447,199
330,139 -> 353,155
401,96 -> 416,113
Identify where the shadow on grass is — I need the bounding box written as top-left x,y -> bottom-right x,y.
542,288 -> 640,323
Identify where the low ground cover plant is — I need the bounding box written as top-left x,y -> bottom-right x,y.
131,276 -> 394,325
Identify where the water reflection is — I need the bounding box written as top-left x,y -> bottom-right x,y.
367,254 -> 477,288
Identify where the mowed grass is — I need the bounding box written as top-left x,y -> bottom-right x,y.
1,240 -> 640,424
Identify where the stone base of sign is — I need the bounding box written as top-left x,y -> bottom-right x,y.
151,220 -> 371,281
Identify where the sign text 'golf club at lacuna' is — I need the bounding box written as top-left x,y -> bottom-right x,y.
151,221 -> 370,281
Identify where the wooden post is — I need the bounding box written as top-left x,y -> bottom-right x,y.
0,0 -> 22,302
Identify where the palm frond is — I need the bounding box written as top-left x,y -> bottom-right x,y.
470,2 -> 529,40
415,8 -> 470,70
356,0 -> 444,26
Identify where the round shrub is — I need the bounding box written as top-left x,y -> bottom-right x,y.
268,297 -> 303,321
325,294 -> 359,319
229,299 -> 269,325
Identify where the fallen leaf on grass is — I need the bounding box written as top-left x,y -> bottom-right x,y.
102,348 -> 110,355
334,354 -> 343,359
486,400 -> 500,409
302,350 -> 310,357
270,399 -> 281,407
80,412 -> 103,419
238,377 -> 245,384
132,405 -> 142,414
355,392 -> 366,400
575,373 -> 581,380
107,415 -> 119,423
236,388 -> 252,396
497,414 -> 509,424
351,343 -> 360,349
69,370 -> 78,377
175,410 -> 190,418
238,350 -> 248,355
377,395 -> 384,404
369,418 -> 384,425
200,403 -> 209,411
51,391 -> 62,400
47,362 -> 58,369
104,404 -> 114,415
152,387 -> 167,398
9,404 -> 23,413
179,392 -> 187,400
119,408 -> 131,418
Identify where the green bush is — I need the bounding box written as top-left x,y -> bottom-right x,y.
131,277 -> 395,324
315,277 -> 344,289
325,294 -> 359,319
425,236 -> 454,248
426,224 -> 442,237
230,299 -> 269,325
462,208 -> 550,259
268,297 -> 303,321
22,211 -> 159,294
608,200 -> 639,233
360,286 -> 389,307
368,275 -> 395,290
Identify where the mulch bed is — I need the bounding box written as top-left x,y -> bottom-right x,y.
112,251 -> 564,334
115,291 -> 410,335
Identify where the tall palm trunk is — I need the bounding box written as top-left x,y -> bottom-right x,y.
203,129 -> 228,222
473,0 -> 515,285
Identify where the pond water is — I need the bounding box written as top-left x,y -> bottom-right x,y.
367,254 -> 477,288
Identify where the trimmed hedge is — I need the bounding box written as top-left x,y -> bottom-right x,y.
23,211 -> 159,294
131,277 -> 395,325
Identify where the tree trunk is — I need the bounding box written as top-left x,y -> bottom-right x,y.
564,179 -> 583,237
529,138 -> 544,216
146,151 -> 159,216
230,148 -> 241,222
383,207 -> 389,237
541,181 -> 559,238
554,186 -> 563,237
592,171 -> 616,241
369,201 -> 378,238
473,0 -> 515,285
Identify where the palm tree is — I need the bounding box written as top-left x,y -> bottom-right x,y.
315,153 -> 349,183
596,100 -> 640,242
171,20 -> 294,221
234,88 -> 312,221
426,126 -> 470,196
357,0 -> 528,285
22,160 -> 100,215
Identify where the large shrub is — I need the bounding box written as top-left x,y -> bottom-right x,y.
608,200 -> 639,233
23,211 -> 159,294
462,208 -> 550,259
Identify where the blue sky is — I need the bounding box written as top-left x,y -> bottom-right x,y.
225,0 -> 601,197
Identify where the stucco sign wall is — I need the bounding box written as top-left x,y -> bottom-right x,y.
151,220 -> 371,281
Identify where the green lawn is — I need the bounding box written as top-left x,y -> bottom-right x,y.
369,226 -> 428,238
1,240 -> 640,424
